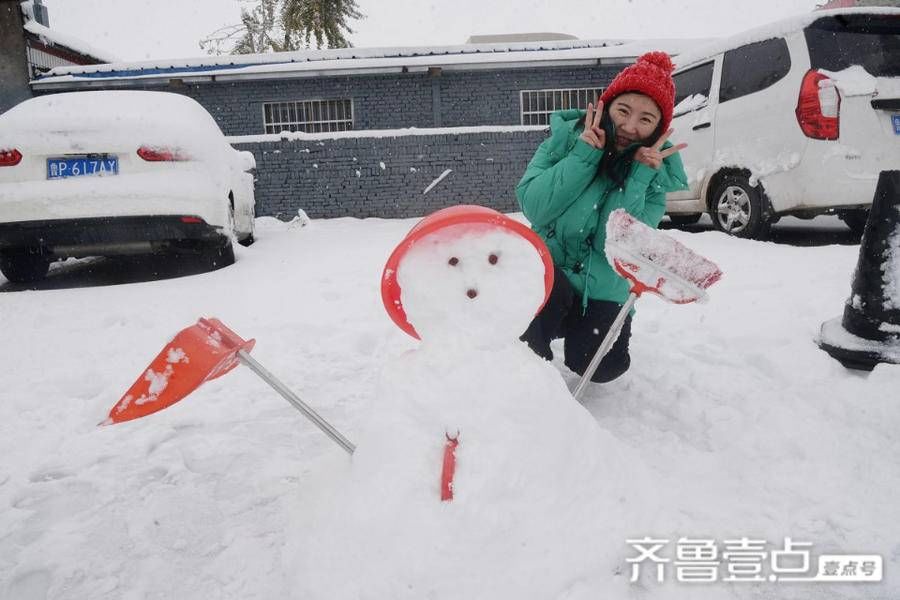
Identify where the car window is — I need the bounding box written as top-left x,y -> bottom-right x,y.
805,14 -> 900,78
719,37 -> 791,104
673,61 -> 714,116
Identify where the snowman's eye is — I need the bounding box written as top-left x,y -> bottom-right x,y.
488,254 -> 499,265
448,257 -> 459,266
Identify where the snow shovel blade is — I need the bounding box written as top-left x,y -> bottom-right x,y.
101,318 -> 255,426
605,209 -> 722,303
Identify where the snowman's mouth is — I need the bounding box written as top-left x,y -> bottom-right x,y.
466,289 -> 478,299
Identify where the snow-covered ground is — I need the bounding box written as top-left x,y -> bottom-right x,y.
1,214 -> 898,599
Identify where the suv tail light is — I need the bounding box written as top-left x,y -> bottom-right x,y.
0,148 -> 22,167
137,146 -> 189,161
796,70 -> 840,140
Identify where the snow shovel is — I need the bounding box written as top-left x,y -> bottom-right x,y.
572,209 -> 723,399
101,317 -> 355,455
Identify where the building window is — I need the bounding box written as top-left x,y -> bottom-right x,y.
519,87 -> 604,125
263,99 -> 354,134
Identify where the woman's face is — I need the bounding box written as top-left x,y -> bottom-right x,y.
608,93 -> 662,152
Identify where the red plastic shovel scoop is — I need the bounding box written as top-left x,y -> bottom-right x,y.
102,317 -> 355,455
572,209 -> 723,399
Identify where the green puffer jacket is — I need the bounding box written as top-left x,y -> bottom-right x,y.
516,108 -> 689,307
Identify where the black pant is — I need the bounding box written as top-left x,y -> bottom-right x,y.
521,266 -> 632,383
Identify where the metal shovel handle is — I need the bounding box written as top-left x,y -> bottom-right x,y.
572,292 -> 639,400
237,350 -> 356,454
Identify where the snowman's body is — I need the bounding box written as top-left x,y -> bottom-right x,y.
292,216 -> 652,599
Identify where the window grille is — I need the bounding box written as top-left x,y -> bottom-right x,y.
262,99 -> 354,134
519,87 -> 604,125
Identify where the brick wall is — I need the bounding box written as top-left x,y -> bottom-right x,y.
174,64 -> 621,135
232,129 -> 548,219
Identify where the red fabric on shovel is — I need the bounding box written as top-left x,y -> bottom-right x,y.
102,318 -> 255,425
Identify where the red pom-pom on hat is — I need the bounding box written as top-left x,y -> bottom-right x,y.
600,51 -> 677,134
639,51 -> 675,73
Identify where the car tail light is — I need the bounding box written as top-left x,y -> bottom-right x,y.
137,146 -> 189,161
0,148 -> 22,167
796,70 -> 840,140
180,216 -> 203,224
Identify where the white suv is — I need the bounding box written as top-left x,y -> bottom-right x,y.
666,8 -> 900,239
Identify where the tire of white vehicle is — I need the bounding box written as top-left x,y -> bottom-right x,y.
668,213 -> 702,226
708,174 -> 773,240
200,237 -> 235,270
238,202 -> 256,247
0,249 -> 51,283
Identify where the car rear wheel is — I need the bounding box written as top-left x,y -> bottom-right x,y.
0,249 -> 51,283
199,237 -> 235,270
709,174 -> 772,240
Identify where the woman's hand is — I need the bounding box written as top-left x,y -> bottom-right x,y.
634,129 -> 688,170
579,100 -> 606,150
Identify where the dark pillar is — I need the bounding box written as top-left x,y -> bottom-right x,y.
818,170 -> 900,370
0,1 -> 32,115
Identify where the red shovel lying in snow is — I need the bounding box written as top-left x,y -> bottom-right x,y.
102,317 -> 355,455
572,209 -> 723,399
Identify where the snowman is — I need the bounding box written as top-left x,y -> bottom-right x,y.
290,206 -> 655,600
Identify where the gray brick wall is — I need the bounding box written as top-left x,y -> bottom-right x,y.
168,64 -> 620,135
233,129 -> 549,219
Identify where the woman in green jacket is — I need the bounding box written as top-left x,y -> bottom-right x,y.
518,51 -> 689,384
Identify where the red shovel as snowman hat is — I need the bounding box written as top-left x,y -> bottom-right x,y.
381,205 -> 555,340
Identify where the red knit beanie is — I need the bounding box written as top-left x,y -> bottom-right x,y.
600,51 -> 676,134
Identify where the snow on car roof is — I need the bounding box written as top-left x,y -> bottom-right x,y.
32,38 -> 709,86
0,91 -> 229,161
0,91 -> 215,130
674,6 -> 900,70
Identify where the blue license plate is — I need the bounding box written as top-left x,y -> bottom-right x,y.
47,156 -> 118,179
893,114 -> 900,135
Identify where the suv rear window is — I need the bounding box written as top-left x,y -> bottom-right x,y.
719,37 -> 791,104
805,14 -> 900,77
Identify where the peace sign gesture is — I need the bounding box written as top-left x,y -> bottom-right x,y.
634,129 -> 688,170
579,100 -> 606,150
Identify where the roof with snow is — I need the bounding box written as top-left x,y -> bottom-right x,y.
20,1 -> 119,64
31,38 -> 708,90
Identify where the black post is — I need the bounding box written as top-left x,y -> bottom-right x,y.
818,170 -> 900,370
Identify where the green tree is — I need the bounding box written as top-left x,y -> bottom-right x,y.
200,0 -> 363,55
281,0 -> 364,50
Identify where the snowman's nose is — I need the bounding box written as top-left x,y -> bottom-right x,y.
466,289 -> 478,299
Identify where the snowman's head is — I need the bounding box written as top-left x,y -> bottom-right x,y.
382,206 -> 553,346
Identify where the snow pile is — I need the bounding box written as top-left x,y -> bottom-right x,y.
1,215 -> 900,599
290,222 -> 655,598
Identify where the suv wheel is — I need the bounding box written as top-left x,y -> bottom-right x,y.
0,249 -> 51,283
709,174 -> 772,240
